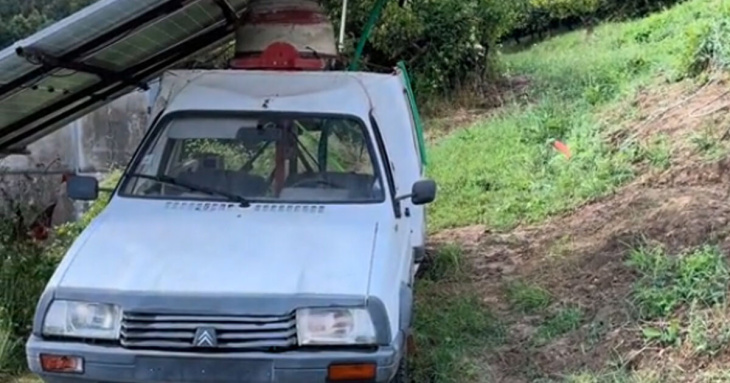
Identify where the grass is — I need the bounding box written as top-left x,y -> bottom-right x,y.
412,245 -> 505,383
690,124 -> 730,162
505,280 -> 552,314
627,244 -> 730,320
534,306 -> 584,346
627,244 -> 730,356
427,0 -> 730,231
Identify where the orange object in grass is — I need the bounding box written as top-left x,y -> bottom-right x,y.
553,140 -> 572,159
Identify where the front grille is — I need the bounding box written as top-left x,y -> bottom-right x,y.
120,312 -> 297,351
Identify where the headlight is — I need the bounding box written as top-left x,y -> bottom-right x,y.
42,300 -> 122,340
296,307 -> 376,346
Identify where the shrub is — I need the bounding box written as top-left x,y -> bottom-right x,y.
322,0 -> 521,97
0,171 -> 120,375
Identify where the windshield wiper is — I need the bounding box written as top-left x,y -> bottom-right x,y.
127,173 -> 251,208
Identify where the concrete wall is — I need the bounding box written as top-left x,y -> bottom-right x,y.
0,91 -> 151,221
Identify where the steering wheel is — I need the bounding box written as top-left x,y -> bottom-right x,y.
290,176 -> 341,189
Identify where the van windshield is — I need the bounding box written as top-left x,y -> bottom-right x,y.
121,114 -> 385,203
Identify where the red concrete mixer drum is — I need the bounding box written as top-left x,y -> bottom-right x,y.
230,0 -> 339,70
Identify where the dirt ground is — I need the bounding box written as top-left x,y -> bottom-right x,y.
430,76 -> 730,381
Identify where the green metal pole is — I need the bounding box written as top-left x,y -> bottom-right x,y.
348,0 -> 389,71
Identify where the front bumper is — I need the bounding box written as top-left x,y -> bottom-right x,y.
27,335 -> 400,383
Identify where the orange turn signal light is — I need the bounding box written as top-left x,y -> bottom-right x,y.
327,363 -> 376,381
40,354 -> 84,373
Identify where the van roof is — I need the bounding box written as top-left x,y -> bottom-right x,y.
156,69 -> 402,118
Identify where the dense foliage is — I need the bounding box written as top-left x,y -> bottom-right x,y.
0,0 -> 94,48
321,0 -> 689,95
0,0 -> 689,98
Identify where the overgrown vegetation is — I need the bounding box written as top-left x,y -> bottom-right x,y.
428,0 -> 730,230
628,244 -> 730,352
412,245 -> 505,383
0,173 -> 119,377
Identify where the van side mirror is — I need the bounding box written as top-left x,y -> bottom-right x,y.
411,179 -> 437,205
395,179 -> 437,206
67,175 -> 99,201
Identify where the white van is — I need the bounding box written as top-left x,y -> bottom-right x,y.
26,68 -> 436,383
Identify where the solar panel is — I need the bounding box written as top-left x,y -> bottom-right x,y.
0,0 -> 248,154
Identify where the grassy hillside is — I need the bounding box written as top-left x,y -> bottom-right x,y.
415,0 -> 730,381
428,0 -> 730,230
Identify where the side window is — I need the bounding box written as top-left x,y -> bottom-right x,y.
402,89 -> 423,173
326,121 -> 375,175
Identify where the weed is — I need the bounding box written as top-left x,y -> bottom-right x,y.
691,125 -> 728,161
640,134 -> 672,169
0,314 -> 16,375
505,281 -> 552,313
678,13 -> 730,78
0,173 -> 121,374
628,245 -> 729,320
534,306 -> 583,345
422,244 -> 464,282
629,244 -> 730,353
0,241 -> 57,375
412,283 -> 505,383
687,306 -> 730,356
641,319 -> 682,346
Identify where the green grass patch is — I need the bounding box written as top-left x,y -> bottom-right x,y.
628,244 -> 730,354
427,0 -> 730,230
534,306 -> 584,346
690,124 -> 730,162
412,246 -> 504,382
505,280 -> 552,313
412,283 -> 504,383
627,244 -> 730,320
421,244 -> 465,282
639,134 -> 672,170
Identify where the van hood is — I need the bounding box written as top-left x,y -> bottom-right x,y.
58,208 -> 378,297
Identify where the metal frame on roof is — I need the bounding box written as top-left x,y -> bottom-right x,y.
0,0 -> 249,155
